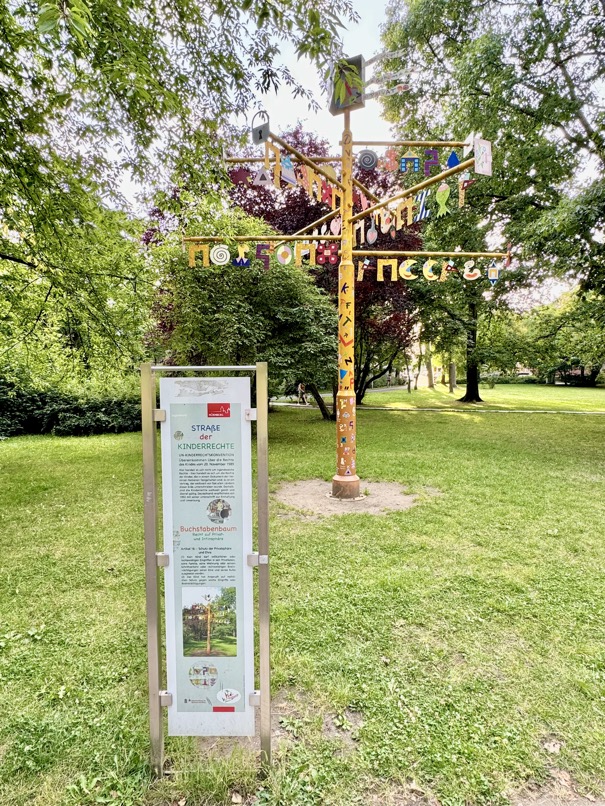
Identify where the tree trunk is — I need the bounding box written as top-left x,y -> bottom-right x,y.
458,303 -> 483,403
307,382 -> 334,421
414,345 -> 423,390
588,366 -> 601,386
426,343 -> 434,389
355,357 -> 372,405
449,361 -> 456,394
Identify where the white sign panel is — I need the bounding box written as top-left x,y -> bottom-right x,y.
160,376 -> 255,736
474,138 -> 492,176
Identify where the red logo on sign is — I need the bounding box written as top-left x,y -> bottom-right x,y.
208,403 -> 230,418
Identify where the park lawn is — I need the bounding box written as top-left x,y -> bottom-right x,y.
363,383 -> 605,412
0,401 -> 604,805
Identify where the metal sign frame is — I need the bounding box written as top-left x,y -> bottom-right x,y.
141,362 -> 271,774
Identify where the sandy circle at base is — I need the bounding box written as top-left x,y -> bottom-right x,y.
273,479 -> 430,518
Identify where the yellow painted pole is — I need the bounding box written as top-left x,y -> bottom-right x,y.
332,110 -> 360,499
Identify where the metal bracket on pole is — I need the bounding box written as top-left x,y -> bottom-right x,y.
247,553 -> 269,567
153,409 -> 166,422
156,552 -> 169,568
245,408 -> 257,421
159,691 -> 173,708
249,691 -> 261,708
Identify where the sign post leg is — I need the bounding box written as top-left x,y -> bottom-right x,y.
332,111 -> 361,499
256,362 -> 271,766
141,363 -> 164,775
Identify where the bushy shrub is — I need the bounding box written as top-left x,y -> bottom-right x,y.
0,378 -> 141,438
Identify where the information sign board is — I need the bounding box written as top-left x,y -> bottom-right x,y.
159,376 -> 255,736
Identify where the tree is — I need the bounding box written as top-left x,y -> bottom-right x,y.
481,292 -> 605,385
0,203 -> 151,387
378,0 -> 605,398
147,205 -> 338,399
1,0 -> 357,344
380,0 -> 605,297
229,125 -> 419,404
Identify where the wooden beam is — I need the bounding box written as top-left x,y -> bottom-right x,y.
225,156 -> 342,164
349,158 -> 475,224
269,133 -> 345,191
183,234 -> 342,243
353,249 -> 508,259
352,140 -> 468,148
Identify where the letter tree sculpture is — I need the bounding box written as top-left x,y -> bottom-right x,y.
186,55 -> 511,499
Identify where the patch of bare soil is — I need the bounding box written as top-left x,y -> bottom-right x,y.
190,696 -> 605,806
195,690 -> 300,760
510,769 -> 605,806
273,479 -> 439,519
362,780 -> 439,805
362,774 -> 605,806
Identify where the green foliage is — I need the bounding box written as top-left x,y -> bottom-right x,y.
1,0 -> 356,356
380,0 -> 605,299
0,200 -> 152,387
479,291 -> 605,384
3,0 -> 355,193
148,206 -> 338,394
331,58 -> 365,106
0,377 -> 140,437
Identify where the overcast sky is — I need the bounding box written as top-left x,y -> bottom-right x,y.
252,0 -> 393,146
181,587 -> 224,610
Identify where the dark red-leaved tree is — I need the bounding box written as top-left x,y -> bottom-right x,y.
229,124 -> 420,408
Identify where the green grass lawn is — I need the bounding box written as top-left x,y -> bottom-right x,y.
363,382 -> 605,411
183,637 -> 237,657
1,400 -> 605,805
